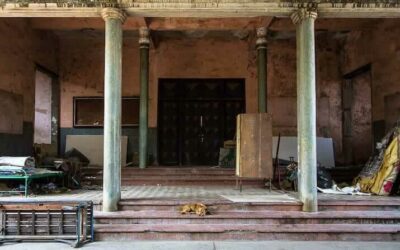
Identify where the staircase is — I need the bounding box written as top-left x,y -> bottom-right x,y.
82,166 -> 266,187
94,197 -> 400,241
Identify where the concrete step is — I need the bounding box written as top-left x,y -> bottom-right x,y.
115,198 -> 400,212
83,176 -> 259,181
83,177 -> 265,187
81,167 -> 256,186
84,172 -> 236,177
83,167 -> 235,175
94,210 -> 400,225
94,223 -> 400,241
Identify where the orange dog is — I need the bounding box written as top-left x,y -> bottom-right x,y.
180,203 -> 209,216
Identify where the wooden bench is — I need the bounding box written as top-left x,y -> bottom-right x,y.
0,200 -> 94,247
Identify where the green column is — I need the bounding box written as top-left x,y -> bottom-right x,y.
291,9 -> 318,212
102,8 -> 126,212
256,27 -> 267,113
139,27 -> 150,169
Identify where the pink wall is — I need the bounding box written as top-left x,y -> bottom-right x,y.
0,19 -> 58,124
59,36 -> 257,128
1,18 -> 399,164
58,33 -> 344,160
342,19 -> 400,123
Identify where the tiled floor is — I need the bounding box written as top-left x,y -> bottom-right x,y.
1,185 -> 399,204
1,241 -> 400,250
0,185 -> 292,203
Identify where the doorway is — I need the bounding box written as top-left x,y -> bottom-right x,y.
158,79 -> 245,166
342,65 -> 372,165
34,66 -> 60,156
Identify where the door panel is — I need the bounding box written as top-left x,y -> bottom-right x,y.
342,67 -> 372,165
181,101 -> 223,166
158,79 -> 245,166
158,101 -> 179,165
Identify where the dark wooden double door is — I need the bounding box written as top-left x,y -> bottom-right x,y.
158,79 -> 245,166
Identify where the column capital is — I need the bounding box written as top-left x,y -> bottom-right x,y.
101,8 -> 127,23
139,27 -> 150,48
290,8 -> 318,25
256,27 -> 267,49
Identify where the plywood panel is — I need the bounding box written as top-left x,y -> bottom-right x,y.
272,136 -> 336,168
65,135 -> 128,166
236,113 -> 273,179
0,90 -> 23,134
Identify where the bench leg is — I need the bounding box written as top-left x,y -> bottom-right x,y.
24,178 -> 28,197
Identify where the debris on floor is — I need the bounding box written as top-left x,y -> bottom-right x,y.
81,184 -> 103,190
320,125 -> 400,196
0,148 -> 92,196
218,140 -> 236,168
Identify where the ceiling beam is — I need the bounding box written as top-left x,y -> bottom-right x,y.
31,17 -> 148,30
31,17 -> 276,31
146,17 -> 274,30
269,18 -> 379,31
1,3 -> 400,18
30,16 -> 385,33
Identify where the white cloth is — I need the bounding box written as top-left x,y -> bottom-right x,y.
0,157 -> 36,168
318,184 -> 371,196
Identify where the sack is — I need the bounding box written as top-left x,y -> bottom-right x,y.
317,167 -> 333,189
64,148 -> 90,166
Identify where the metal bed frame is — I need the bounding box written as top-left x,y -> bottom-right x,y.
0,169 -> 64,197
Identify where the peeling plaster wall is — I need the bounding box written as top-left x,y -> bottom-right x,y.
59,37 -> 139,128
342,19 -> 400,127
341,20 -> 400,164
267,35 -> 343,161
59,37 -> 256,128
59,34 -> 343,163
0,19 -> 58,156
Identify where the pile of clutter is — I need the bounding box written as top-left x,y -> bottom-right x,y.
280,158 -> 335,192
354,125 -> 400,195
279,125 -> 400,196
0,156 -> 66,195
319,125 -> 400,196
0,147 -> 92,196
39,147 -> 92,189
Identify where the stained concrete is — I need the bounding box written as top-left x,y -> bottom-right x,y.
0,241 -> 399,250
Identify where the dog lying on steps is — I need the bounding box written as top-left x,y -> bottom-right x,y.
179,203 -> 209,216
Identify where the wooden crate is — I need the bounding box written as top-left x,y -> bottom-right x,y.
236,113 -> 273,179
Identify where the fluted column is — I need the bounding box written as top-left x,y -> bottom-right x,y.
256,27 -> 268,113
138,27 -> 150,169
291,8 -> 318,212
102,8 -> 126,212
